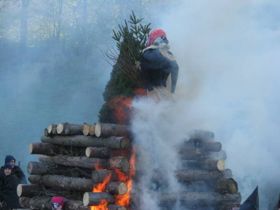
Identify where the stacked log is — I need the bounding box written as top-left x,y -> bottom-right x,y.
23,123 -> 240,210
21,122 -> 132,210
164,130 -> 241,209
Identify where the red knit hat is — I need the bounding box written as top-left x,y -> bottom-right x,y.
146,28 -> 167,47
51,196 -> 64,208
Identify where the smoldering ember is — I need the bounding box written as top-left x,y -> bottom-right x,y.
0,1 -> 280,210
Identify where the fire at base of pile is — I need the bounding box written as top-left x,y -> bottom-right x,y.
19,122 -> 240,210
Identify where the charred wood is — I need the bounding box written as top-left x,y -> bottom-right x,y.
109,156 -> 130,173
41,135 -> 131,149
106,182 -> 128,195
108,205 -> 127,210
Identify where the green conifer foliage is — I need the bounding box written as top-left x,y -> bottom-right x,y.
99,12 -> 151,124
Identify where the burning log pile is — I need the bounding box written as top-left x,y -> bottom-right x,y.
160,130 -> 241,210
19,122 -> 134,210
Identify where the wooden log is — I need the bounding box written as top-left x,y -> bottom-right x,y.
176,169 -> 229,182
106,182 -> 127,195
188,129 -> 215,141
17,184 -> 42,197
83,123 -> 95,136
180,150 -> 227,160
214,178 -> 239,194
108,205 -> 127,210
57,122 -> 83,135
83,192 -> 114,206
20,196 -> 88,210
28,174 -> 94,192
159,192 -> 241,207
85,147 -> 110,158
181,159 -> 225,171
29,142 -> 85,156
95,122 -> 130,137
41,135 -> 131,149
182,140 -> 222,152
19,196 -> 31,208
28,161 -> 92,178
47,124 -> 57,136
109,156 -> 130,173
29,142 -> 60,156
39,155 -> 108,170
92,169 -> 113,183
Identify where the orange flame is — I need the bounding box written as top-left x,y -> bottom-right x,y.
114,147 -> 136,207
90,174 -> 112,210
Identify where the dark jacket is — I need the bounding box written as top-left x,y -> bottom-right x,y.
140,45 -> 179,93
0,173 -> 20,209
0,165 -> 26,184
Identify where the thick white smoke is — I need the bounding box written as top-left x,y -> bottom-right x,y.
132,0 -> 280,209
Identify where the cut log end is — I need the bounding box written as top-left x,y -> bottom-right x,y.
17,184 -> 23,197
28,144 -> 33,154
217,160 -> 225,171
83,192 -> 90,206
95,122 -> 101,137
83,124 -> 90,136
85,147 -> 91,157
56,123 -> 64,134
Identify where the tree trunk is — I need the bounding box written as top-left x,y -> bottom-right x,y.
85,147 -> 110,158
95,122 -> 130,137
83,192 -> 114,206
180,150 -> 227,160
56,122 -> 84,135
29,142 -> 60,156
214,178 -> 239,194
188,130 -> 215,141
41,135 -> 131,149
39,155 -> 108,170
28,174 -> 94,192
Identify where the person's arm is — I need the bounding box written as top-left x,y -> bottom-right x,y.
13,166 -> 27,184
141,49 -> 171,71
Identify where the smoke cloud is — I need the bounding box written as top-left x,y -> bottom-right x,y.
131,0 -> 280,209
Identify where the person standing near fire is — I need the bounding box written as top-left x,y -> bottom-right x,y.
140,28 -> 179,98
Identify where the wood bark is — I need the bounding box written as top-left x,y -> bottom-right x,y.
29,142 -> 60,156
95,122 -> 130,137
41,135 -> 131,149
180,159 -> 225,171
182,140 -> 222,152
83,123 -> 95,136
28,161 -> 92,178
159,192 -> 241,207
39,155 -> 108,170
85,147 -> 110,158
83,192 -> 115,206
176,169 -> 230,182
17,184 -> 42,197
106,182 -> 127,195
19,196 -> 88,210
57,122 -> 83,135
28,174 -> 94,192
